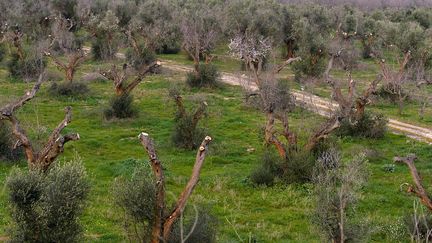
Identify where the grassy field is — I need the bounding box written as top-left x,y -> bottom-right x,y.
0,55 -> 432,242
160,48 -> 432,128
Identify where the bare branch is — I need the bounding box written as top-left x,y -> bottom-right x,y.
162,135 -> 212,240
394,154 -> 432,212
0,73 -> 44,118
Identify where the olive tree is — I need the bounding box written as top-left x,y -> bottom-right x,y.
0,73 -> 80,171
292,5 -> 334,81
100,61 -> 161,119
177,0 -> 222,87
87,10 -> 120,60
128,0 -> 180,54
113,132 -> 213,242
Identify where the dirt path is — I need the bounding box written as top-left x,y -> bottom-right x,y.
160,60 -> 432,144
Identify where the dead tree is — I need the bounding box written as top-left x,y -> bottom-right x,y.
44,49 -> 86,83
394,154 -> 432,212
0,74 -> 79,171
138,132 -> 212,243
100,61 -> 161,96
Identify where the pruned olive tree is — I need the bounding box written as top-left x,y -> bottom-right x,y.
121,132 -> 212,242
0,73 -> 79,171
374,21 -> 432,115
291,5 -> 334,81
100,61 -> 161,119
169,87 -> 208,150
44,14 -> 87,84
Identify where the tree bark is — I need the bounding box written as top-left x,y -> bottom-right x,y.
394,154 -> 432,212
139,133 -> 165,243
1,74 -> 79,171
139,133 -> 212,242
162,136 -> 212,241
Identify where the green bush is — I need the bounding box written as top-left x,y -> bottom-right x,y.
312,150 -> 370,242
376,84 -> 409,104
172,113 -> 206,150
251,147 -> 318,186
104,94 -> 137,119
7,52 -> 46,81
49,82 -> 89,97
280,148 -> 316,184
126,44 -> 156,70
336,112 -> 388,139
113,165 -> 156,241
169,206 -> 218,243
0,121 -> 23,162
157,43 -> 181,54
186,64 -> 220,88
113,161 -> 217,242
6,161 -> 90,242
250,150 -> 280,186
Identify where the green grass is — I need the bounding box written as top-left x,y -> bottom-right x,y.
0,57 -> 432,242
158,47 -> 432,128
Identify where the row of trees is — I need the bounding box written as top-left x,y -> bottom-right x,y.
1,0 -> 430,114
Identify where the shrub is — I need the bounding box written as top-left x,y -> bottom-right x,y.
157,43 -> 181,54
186,64 -> 219,88
169,206 -> 218,243
376,84 -> 410,104
113,165 -> 156,241
280,148 -> 316,184
172,114 -> 206,150
250,150 -> 280,186
91,37 -> 117,60
126,44 -> 156,70
169,87 -> 207,150
336,112 -> 388,139
6,161 -> 90,242
251,147 -> 319,186
312,150 -> 370,242
49,82 -> 90,98
7,52 -> 46,81
113,164 -> 217,242
0,121 -> 23,162
404,213 -> 432,241
104,94 -> 137,119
